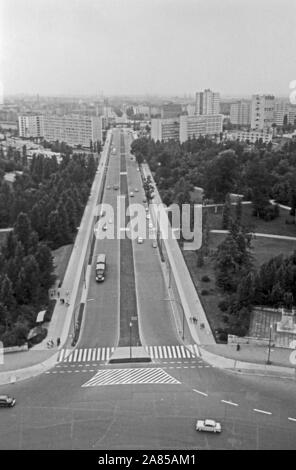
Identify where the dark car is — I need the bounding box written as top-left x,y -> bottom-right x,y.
0,395 -> 16,408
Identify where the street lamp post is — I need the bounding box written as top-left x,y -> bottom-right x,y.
129,321 -> 133,359
162,298 -> 185,340
266,324 -> 273,365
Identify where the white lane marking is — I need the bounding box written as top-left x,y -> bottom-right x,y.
176,346 -> 182,358
158,346 -> 163,359
87,349 -> 92,362
167,346 -> 173,359
171,346 -> 177,358
96,348 -> 101,361
253,409 -> 272,415
221,400 -> 239,407
73,349 -> 79,362
193,389 -> 208,397
288,417 -> 296,422
92,349 -> 97,361
77,349 -> 83,362
82,349 -> 88,362
193,344 -> 200,357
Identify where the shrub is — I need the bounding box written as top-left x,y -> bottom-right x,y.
201,289 -> 210,295
201,275 -> 211,282
218,299 -> 229,312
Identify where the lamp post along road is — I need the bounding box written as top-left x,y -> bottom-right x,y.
266,324 -> 273,365
129,321 -> 133,359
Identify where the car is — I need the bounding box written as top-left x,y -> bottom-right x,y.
149,222 -> 153,229
102,223 -> 107,231
130,192 -> 134,197
146,214 -> 150,220
152,240 -> 157,248
108,219 -> 113,224
100,210 -> 106,218
134,188 -> 139,192
113,184 -> 119,190
196,419 -> 221,433
0,395 -> 16,408
106,185 -> 111,190
145,207 -> 149,212
137,237 -> 144,244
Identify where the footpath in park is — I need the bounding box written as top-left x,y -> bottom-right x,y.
0,132 -> 113,384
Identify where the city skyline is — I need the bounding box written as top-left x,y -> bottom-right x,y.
1,0 -> 296,98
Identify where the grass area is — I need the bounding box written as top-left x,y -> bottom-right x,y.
205,203 -> 296,237
52,244 -> 74,285
183,231 -> 296,340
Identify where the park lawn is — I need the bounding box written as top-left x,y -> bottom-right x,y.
52,244 -> 74,285
205,203 -> 296,237
182,232 -> 296,340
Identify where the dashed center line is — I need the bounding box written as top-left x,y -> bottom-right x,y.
193,389 -> 208,397
253,408 -> 272,415
221,400 -> 239,407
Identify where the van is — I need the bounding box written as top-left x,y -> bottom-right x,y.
0,395 -> 16,408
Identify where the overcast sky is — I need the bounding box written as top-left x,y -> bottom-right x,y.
1,0 -> 295,97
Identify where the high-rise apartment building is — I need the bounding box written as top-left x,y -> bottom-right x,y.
18,114 -> 44,138
151,118 -> 180,142
43,114 -> 103,147
274,100 -> 290,126
179,114 -> 223,143
195,89 -> 220,115
230,101 -> 251,126
251,94 -> 275,130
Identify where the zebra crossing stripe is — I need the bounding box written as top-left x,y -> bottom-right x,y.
87,349 -> 92,361
193,344 -> 200,357
101,348 -> 105,361
58,349 -> 65,362
77,349 -> 83,362
96,348 -> 101,361
175,346 -> 182,358
73,349 -> 79,362
92,349 -> 96,361
171,346 -> 177,358
82,349 -> 88,362
82,368 -> 181,387
158,346 -> 163,359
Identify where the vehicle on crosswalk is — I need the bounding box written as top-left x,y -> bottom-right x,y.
96,254 -> 106,282
196,419 -> 221,433
0,395 -> 16,408
137,237 -> 144,244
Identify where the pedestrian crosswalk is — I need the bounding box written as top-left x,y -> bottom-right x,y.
82,368 -> 181,387
57,344 -> 200,364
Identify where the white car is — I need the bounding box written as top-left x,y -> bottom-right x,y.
196,419 -> 221,433
102,223 -> 107,231
149,222 -> 153,229
134,188 -> 139,192
137,237 -> 144,244
130,192 -> 134,197
146,214 -> 150,220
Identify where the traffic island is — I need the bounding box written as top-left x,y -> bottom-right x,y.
109,346 -> 151,363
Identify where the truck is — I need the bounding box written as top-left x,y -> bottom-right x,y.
95,254 -> 106,282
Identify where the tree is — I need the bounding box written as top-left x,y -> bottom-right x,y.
14,212 -> 32,254
35,243 -> 55,293
15,255 -> 40,304
222,193 -> 231,230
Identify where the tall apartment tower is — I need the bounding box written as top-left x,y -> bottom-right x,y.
230,101 -> 251,126
251,94 -> 275,130
18,115 -> 44,138
195,89 -> 220,115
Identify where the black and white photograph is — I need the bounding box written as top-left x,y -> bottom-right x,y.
0,0 -> 296,454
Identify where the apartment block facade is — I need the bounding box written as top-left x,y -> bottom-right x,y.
43,114 -> 102,147
18,114 -> 44,138
195,89 -> 220,115
179,114 -> 223,143
230,101 -> 251,126
151,118 -> 180,142
251,94 -> 275,130
226,129 -> 272,144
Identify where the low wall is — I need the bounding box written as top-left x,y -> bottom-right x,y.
4,344 -> 29,354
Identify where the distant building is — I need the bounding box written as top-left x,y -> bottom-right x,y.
151,118 -> 180,142
195,89 -> 220,115
288,106 -> 296,125
251,94 -> 275,130
160,103 -> 182,119
179,114 -> 223,143
226,129 -> 272,144
43,114 -> 103,147
230,101 -> 251,126
274,100 -> 290,126
18,114 -> 44,138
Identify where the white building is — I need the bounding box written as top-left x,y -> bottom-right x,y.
230,101 -> 251,126
43,114 -> 103,147
18,115 -> 44,138
226,129 -> 272,144
251,95 -> 275,130
151,118 -> 180,142
274,100 -> 290,126
179,114 -> 223,143
195,89 -> 220,115
288,106 -> 296,125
